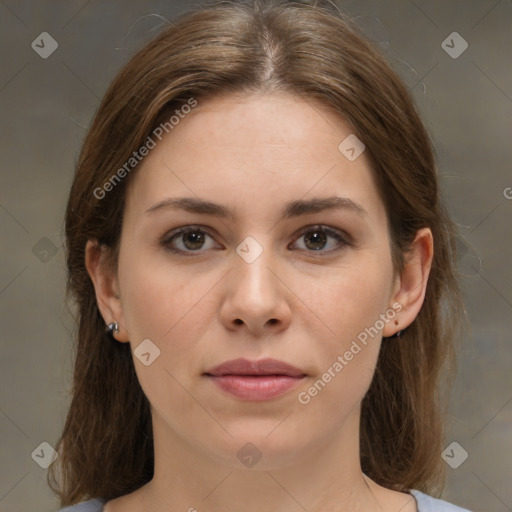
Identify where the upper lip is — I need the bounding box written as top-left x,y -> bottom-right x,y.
204,358 -> 306,377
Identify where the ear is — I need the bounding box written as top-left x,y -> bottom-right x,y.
382,227 -> 434,337
85,239 -> 130,343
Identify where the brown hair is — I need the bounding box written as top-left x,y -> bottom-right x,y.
49,0 -> 467,505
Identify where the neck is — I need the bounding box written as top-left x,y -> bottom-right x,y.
133,406 -> 394,512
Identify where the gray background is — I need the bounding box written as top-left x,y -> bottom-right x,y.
0,1 -> 511,511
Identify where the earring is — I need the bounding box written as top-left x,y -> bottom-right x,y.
106,321 -> 119,334
384,318 -> 403,339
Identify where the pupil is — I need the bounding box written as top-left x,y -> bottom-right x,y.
184,231 -> 204,249
306,231 -> 326,250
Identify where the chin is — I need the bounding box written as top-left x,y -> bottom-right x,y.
200,423 -> 314,471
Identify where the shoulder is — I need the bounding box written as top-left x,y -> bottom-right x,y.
57,498 -> 106,511
409,490 -> 473,512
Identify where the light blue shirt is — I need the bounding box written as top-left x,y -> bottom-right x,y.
57,490 -> 473,511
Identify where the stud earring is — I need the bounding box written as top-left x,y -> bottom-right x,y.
384,318 -> 403,339
106,321 -> 119,334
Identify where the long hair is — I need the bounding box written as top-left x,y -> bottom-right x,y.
49,0 -> 467,505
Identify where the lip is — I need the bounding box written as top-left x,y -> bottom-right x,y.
204,357 -> 306,377
203,358 -> 307,401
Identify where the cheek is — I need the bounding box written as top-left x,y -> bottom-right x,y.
297,255 -> 391,394
305,256 -> 392,339
118,254 -> 217,411
119,251 -> 216,343
295,273 -> 385,429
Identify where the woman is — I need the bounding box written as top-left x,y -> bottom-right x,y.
49,1 -> 472,511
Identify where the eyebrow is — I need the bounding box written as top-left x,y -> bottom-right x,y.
145,195 -> 367,219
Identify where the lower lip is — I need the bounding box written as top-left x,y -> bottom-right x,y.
205,375 -> 305,401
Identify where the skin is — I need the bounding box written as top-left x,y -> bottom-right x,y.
86,91 -> 433,512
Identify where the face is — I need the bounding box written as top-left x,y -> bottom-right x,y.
92,92 -> 412,470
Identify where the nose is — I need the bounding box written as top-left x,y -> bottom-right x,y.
218,243 -> 292,336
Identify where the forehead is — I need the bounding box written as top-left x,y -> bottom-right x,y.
124,92 -> 385,223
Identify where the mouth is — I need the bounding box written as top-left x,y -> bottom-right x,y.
203,358 -> 307,401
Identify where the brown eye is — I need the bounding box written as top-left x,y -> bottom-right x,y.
162,226 -> 219,254
161,224 -> 352,257
291,226 -> 351,254
180,230 -> 207,250
303,230 -> 328,250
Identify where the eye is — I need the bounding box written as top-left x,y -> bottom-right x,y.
290,225 -> 351,254
161,224 -> 352,256
161,226 -> 219,255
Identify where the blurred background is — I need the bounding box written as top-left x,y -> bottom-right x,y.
0,1 -> 510,511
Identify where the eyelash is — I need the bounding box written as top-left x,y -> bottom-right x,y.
160,224 -> 353,257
